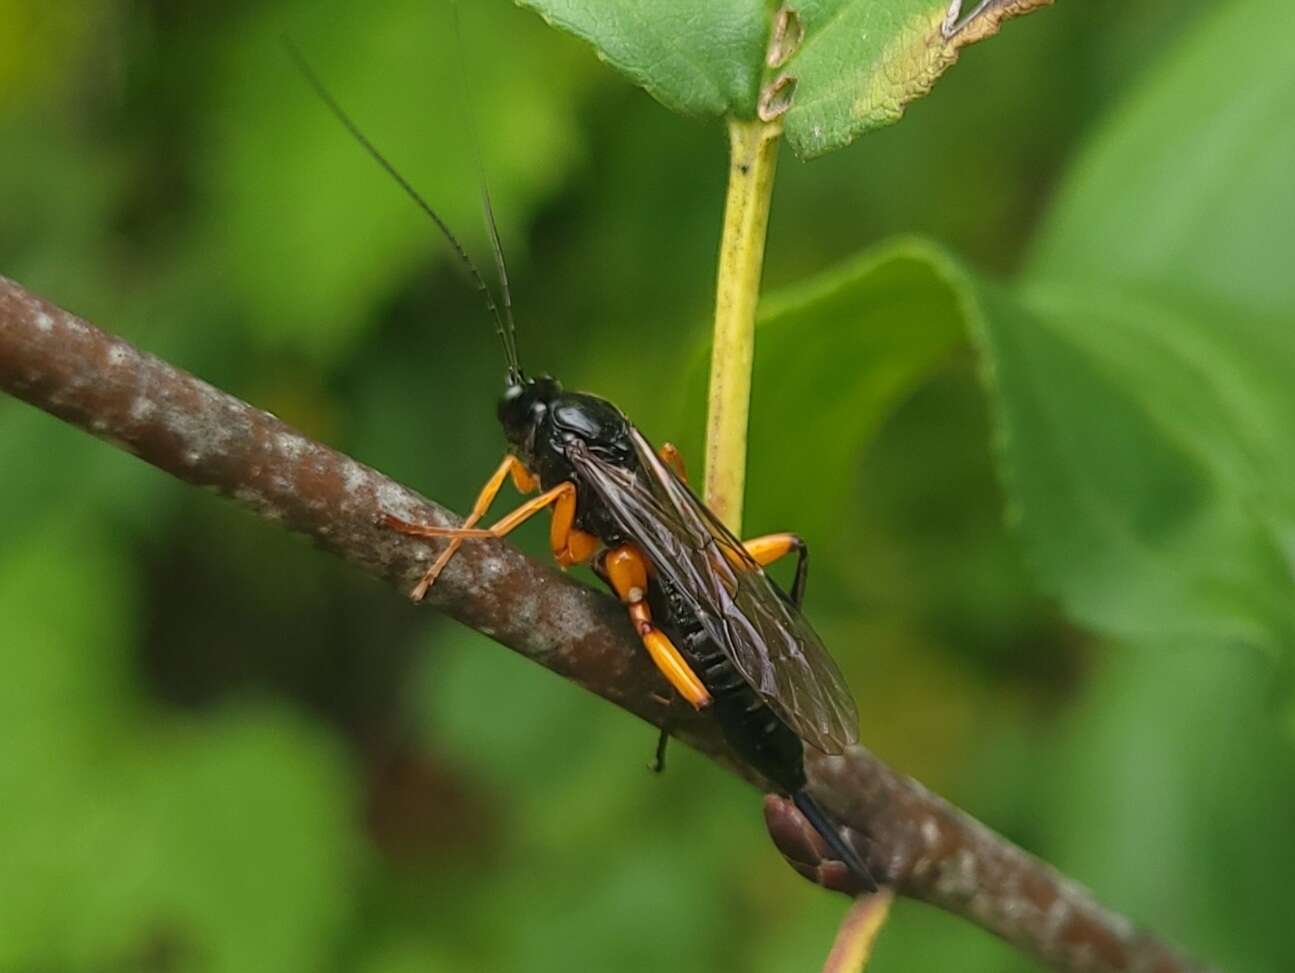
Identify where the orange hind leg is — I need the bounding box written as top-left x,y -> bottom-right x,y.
602,543 -> 711,709
741,533 -> 808,607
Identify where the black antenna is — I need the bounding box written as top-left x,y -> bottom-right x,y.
451,2 -> 518,364
281,35 -> 522,379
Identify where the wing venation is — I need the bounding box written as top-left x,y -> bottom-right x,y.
567,430 -> 858,755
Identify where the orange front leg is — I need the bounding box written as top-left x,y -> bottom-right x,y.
385,478 -> 572,600
391,482 -> 574,541
385,453 -> 536,601
418,482 -> 597,573
509,460 -> 538,494
603,544 -> 711,709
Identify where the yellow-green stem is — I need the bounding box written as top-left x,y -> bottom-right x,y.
821,891 -> 894,973
703,116 -> 783,534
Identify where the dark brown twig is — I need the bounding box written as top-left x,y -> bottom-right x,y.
0,275 -> 1215,973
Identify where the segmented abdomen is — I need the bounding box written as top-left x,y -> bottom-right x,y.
651,577 -> 806,794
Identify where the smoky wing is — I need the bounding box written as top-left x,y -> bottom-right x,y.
567,429 -> 859,755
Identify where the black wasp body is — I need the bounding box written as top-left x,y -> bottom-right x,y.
653,581 -> 808,794
491,374 -> 872,887
500,376 -> 809,795
289,44 -> 875,888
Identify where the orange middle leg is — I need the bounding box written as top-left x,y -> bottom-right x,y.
547,483 -> 600,568
603,544 -> 711,709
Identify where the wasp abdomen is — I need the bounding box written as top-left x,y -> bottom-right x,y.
668,616 -> 806,794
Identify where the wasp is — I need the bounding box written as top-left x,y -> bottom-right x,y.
288,38 -> 875,890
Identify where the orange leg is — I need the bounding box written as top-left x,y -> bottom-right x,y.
388,481 -> 599,569
390,482 -> 573,541
658,442 -> 687,482
603,544 -> 711,709
547,485 -> 600,568
742,532 -> 809,607
383,455 -> 546,601
508,460 -> 538,495
654,445 -> 807,604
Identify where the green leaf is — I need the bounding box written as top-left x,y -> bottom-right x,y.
989,0 -> 1295,660
553,0 -> 1295,699
1046,643 -> 1295,971
968,281 -> 1295,657
0,520 -> 136,770
199,0 -> 592,362
0,522 -> 358,972
0,525 -> 136,969
733,229 -> 1295,666
742,239 -> 966,536
517,0 -> 768,117
758,0 -> 1286,667
517,0 -> 1052,157
782,0 -> 1053,157
1028,0 -> 1295,319
86,708 -> 358,973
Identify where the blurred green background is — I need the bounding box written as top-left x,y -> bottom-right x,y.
2,1 -> 1292,971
